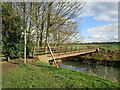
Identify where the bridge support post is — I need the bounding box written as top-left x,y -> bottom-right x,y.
47,42 -> 58,68
96,48 -> 99,52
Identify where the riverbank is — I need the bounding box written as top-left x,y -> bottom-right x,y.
76,49 -> 120,67
2,61 -> 120,88
61,60 -> 120,83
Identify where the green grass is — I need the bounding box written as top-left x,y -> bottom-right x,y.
98,44 -> 119,50
81,48 -> 120,61
2,61 -> 120,88
63,43 -> 119,50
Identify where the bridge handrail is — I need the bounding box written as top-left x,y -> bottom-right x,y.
31,45 -> 97,57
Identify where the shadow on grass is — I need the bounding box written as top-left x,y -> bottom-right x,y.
33,61 -> 63,71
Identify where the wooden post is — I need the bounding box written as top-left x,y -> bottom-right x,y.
43,47 -> 45,55
47,42 -> 58,68
24,29 -> 27,63
65,46 -> 67,54
99,45 -> 100,49
32,46 -> 35,57
71,46 -> 72,53
39,47 -> 41,55
108,45 -> 110,50
7,57 -> 10,62
59,46 -> 61,55
79,46 -> 81,51
76,46 -> 77,52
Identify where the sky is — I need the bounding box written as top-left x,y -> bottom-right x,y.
76,2 -> 118,43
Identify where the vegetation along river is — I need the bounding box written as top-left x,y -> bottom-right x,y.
60,60 -> 120,83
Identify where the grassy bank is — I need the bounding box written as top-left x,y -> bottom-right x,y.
2,61 -> 120,88
80,48 -> 120,61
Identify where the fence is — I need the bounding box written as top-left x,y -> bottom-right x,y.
31,45 -> 97,57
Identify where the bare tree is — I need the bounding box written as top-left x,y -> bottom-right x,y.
8,2 -> 85,56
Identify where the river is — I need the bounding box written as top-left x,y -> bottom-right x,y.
60,60 -> 120,83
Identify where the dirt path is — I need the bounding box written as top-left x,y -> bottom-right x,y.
1,59 -> 35,72
2,63 -> 18,72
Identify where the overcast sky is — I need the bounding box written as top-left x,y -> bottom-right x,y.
77,2 -> 118,43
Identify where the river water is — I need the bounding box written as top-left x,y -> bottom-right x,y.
60,61 -> 120,83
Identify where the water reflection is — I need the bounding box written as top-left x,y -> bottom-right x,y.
60,61 -> 120,83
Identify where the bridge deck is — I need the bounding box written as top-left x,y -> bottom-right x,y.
48,49 -> 96,60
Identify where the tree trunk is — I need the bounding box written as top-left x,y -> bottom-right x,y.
40,6 -> 45,47
45,3 -> 52,52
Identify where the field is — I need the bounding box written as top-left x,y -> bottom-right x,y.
2,61 -> 120,88
63,43 -> 119,50
95,43 -> 119,50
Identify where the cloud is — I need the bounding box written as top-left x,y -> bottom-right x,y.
88,23 -> 118,33
84,23 -> 118,42
81,2 -> 118,21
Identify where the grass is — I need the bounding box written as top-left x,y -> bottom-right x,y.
2,61 -> 120,88
98,44 -> 119,50
80,49 -> 120,61
63,43 -> 119,50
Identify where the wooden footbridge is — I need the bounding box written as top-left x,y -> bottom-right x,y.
31,44 -> 99,61
48,49 -> 97,60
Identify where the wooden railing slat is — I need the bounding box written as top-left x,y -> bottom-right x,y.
32,45 -> 97,57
